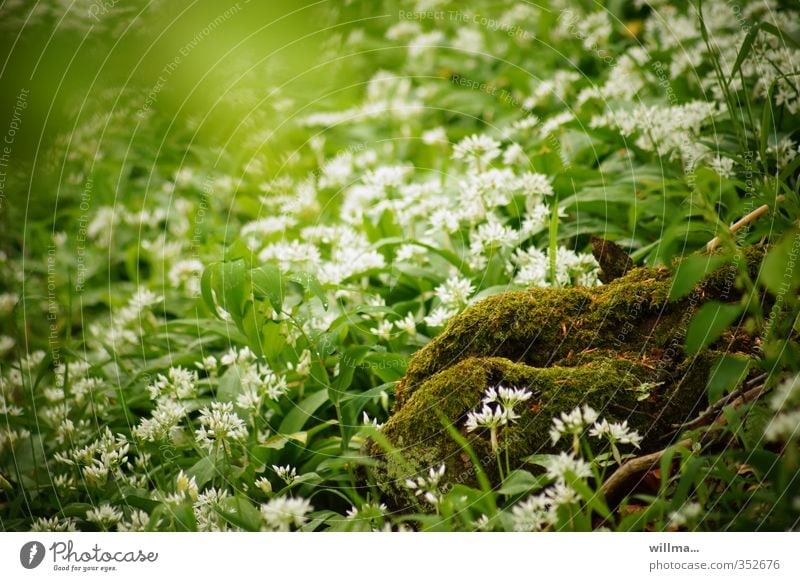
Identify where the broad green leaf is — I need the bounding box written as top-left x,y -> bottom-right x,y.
760,231 -> 800,294
669,254 -> 731,300
706,354 -> 751,404
217,365 -> 244,404
278,389 -> 330,434
685,301 -> 743,354
185,456 -> 217,488
251,263 -> 283,313
497,470 -> 545,496
288,272 -> 328,310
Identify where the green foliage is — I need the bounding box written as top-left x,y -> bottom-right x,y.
1,0 -> 799,532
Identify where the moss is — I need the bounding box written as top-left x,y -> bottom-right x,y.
399,265 -> 678,405
369,352 -> 720,507
368,248 -> 765,506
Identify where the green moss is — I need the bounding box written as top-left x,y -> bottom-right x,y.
369,352 -> 720,507
399,265 -> 677,405
368,248 -> 765,506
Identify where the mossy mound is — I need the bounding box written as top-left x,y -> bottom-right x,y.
366,247 -> 764,507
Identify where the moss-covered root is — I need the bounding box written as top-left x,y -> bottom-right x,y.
369,354 -> 714,509
399,246 -> 765,406
399,266 -> 676,406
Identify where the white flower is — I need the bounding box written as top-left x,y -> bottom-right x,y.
371,319 -> 394,341
404,464 -> 446,506
452,134 -> 502,166
255,477 -> 273,494
133,399 -> 185,442
511,494 -> 553,532
484,384 -> 534,409
168,259 -> 204,294
0,336 -> 15,356
519,172 -> 554,197
465,404 -> 509,432
435,275 -> 475,308
394,312 -> 416,336
422,127 -> 448,145
424,306 -> 458,328
117,510 -> 151,532
175,470 -> 199,501
589,419 -> 643,447
668,502 -> 703,528
708,155 -> 735,178
86,504 -> 123,529
502,143 -> 527,166
273,464 -> 298,484
362,411 -> 385,430
195,401 -> 248,451
549,405 -> 599,445
260,497 -> 313,531
147,366 -> 198,400
0,292 -> 18,314
545,452 -> 592,481
30,516 -> 78,532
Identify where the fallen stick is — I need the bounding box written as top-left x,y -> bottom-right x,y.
601,383 -> 766,503
705,196 -> 785,252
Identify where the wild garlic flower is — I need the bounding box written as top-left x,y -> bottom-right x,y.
30,516 -> 78,532
195,401 -> 248,452
255,477 -> 273,495
134,399 -> 185,442
483,384 -> 534,409
193,488 -> 230,532
85,504 -> 123,529
511,494 -> 554,532
404,464 -> 446,506
452,134 -> 501,167
117,510 -> 151,532
371,319 -> 394,341
589,419 -> 643,447
764,374 -> 800,442
147,366 -> 198,400
549,405 -> 599,445
465,404 -> 510,432
362,411 -> 385,430
708,156 -> 735,179
394,312 -> 417,336
345,502 -> 388,521
260,497 -> 313,531
272,464 -> 298,485
434,275 -> 475,308
668,502 -> 704,528
175,470 -> 199,501
424,305 -> 458,328
545,452 -> 592,481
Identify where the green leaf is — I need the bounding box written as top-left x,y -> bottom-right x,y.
669,254 -> 731,300
288,272 -> 328,310
185,456 -> 217,488
363,352 -> 407,382
260,320 -> 287,360
760,231 -> 800,294
497,470 -> 545,496
563,471 -> 611,520
217,496 -> 263,532
218,259 -> 248,319
332,345 -> 372,403
278,389 -> 330,434
685,301 -> 743,355
707,354 -> 751,404
726,25 -> 759,89
251,263 -> 284,313
217,365 -> 244,405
